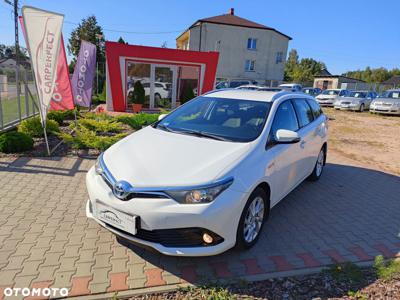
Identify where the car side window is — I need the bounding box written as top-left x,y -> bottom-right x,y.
270,101 -> 299,140
306,99 -> 322,119
292,99 -> 314,128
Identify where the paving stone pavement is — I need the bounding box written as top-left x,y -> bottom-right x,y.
0,155 -> 399,299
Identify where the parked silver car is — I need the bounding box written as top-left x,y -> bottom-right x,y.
370,89 -> 400,115
316,89 -> 349,107
334,90 -> 375,112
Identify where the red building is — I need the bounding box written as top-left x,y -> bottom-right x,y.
105,42 -> 219,112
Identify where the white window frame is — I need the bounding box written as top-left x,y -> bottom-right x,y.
245,60 -> 255,72
247,38 -> 257,50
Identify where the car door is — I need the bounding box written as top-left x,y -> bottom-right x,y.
291,98 -> 318,177
266,100 -> 304,204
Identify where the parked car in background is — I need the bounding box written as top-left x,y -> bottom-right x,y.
236,84 -> 260,90
278,83 -> 302,92
216,80 -> 257,89
302,87 -> 321,96
258,87 -> 283,92
370,89 -> 400,115
334,90 -> 375,112
236,85 -> 283,92
86,89 -> 328,256
316,89 -> 349,106
127,81 -> 171,101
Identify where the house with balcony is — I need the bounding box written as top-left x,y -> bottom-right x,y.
176,8 -> 292,85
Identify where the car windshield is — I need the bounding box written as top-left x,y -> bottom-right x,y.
380,91 -> 400,99
155,96 -> 272,142
321,90 -> 340,95
348,91 -> 367,98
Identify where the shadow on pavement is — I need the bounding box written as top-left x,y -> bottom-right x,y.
0,156 -> 90,176
117,162 -> 400,297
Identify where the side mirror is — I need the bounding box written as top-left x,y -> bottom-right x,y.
275,129 -> 301,144
158,114 -> 167,121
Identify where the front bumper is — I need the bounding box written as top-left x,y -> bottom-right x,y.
85,167 -> 247,256
317,99 -> 335,106
334,103 -> 360,111
370,106 -> 400,115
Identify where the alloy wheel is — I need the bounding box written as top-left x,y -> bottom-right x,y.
243,196 -> 265,243
316,149 -> 324,177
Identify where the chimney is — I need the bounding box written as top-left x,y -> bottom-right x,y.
228,8 -> 234,15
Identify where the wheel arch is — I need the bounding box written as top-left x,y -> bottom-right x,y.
322,142 -> 327,165
253,181 -> 271,209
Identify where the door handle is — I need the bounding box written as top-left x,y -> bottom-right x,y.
300,140 -> 306,148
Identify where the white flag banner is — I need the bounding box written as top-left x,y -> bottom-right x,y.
22,6 -> 64,124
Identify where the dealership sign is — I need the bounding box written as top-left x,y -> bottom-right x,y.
71,40 -> 97,107
19,16 -> 74,111
22,6 -> 64,122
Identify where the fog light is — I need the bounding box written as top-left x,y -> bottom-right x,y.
202,233 -> 213,244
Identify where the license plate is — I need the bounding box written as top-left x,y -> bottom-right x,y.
95,201 -> 137,235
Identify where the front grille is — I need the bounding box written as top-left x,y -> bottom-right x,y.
383,103 -> 392,106
101,176 -> 167,200
341,102 -> 351,104
106,223 -> 224,247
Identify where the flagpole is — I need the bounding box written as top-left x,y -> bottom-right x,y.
43,124 -> 51,156
39,107 -> 51,156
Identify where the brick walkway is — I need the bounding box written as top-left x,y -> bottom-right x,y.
0,156 -> 399,299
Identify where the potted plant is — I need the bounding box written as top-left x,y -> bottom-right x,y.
130,81 -> 145,113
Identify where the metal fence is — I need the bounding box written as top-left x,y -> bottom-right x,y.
0,66 -> 39,132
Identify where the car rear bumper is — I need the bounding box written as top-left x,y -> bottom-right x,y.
85,166 -> 246,256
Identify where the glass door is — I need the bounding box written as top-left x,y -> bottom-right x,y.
150,65 -> 177,109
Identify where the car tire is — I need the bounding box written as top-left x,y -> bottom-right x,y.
308,147 -> 325,181
236,187 -> 269,250
359,104 -> 365,112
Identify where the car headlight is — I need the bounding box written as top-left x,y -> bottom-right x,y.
165,178 -> 233,204
95,154 -> 104,175
393,102 -> 400,108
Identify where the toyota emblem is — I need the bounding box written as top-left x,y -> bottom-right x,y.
113,180 -> 132,200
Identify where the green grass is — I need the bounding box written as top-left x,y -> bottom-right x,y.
1,95 -> 39,126
374,255 -> 400,281
325,262 -> 365,284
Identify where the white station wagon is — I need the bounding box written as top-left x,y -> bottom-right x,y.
86,90 -> 328,256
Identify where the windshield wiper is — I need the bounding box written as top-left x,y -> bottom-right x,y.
178,129 -> 230,141
156,125 -> 230,141
156,124 -> 174,132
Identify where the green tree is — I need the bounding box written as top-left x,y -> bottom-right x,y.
130,81 -> 145,104
284,49 -> 299,81
292,58 -> 326,83
180,83 -> 195,104
117,37 -> 127,44
68,15 -> 105,64
0,44 -> 28,60
342,67 -> 399,83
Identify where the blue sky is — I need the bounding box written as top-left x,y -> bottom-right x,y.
1,0 -> 399,74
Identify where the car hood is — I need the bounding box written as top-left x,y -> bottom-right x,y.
374,98 -> 400,104
103,126 -> 252,187
316,95 -> 337,100
339,97 -> 363,103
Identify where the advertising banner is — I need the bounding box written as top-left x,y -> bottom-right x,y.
71,41 -> 97,107
20,16 -> 74,111
22,6 -> 64,122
